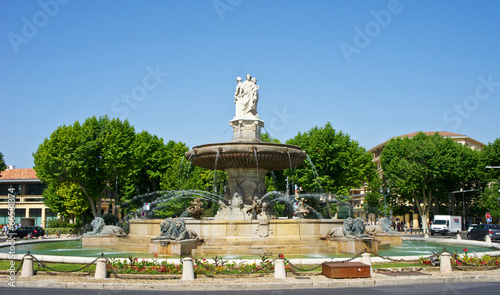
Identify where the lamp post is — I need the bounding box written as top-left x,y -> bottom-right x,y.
114,176 -> 118,226
380,188 -> 389,218
449,189 -> 481,230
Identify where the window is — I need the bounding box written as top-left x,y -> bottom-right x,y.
25,183 -> 46,195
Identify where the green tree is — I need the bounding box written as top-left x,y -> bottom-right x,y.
0,152 -> 6,173
482,138 -> 500,181
43,182 -> 89,221
477,184 -> 500,221
286,122 -> 376,195
34,116 -> 136,218
380,132 -> 481,233
122,132 -> 171,201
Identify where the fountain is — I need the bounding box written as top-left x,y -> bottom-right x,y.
116,74 -> 400,256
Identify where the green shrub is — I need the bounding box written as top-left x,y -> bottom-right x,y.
45,228 -> 77,235
47,219 -> 72,228
102,213 -> 117,225
118,221 -> 130,234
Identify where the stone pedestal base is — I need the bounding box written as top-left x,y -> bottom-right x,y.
149,239 -> 200,256
230,118 -> 264,142
82,235 -> 126,248
327,237 -> 379,254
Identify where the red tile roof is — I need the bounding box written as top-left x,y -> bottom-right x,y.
0,168 -> 38,180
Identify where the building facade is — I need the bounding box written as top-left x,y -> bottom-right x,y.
0,167 -> 57,227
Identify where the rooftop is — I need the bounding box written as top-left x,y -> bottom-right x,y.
0,168 -> 38,180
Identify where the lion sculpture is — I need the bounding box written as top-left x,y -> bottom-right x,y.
365,217 -> 395,235
84,217 -> 126,236
153,218 -> 198,241
342,217 -> 368,238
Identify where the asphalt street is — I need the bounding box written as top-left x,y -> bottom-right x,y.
3,282 -> 500,295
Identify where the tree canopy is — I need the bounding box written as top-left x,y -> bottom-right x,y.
380,132 -> 483,232
34,116 -> 136,218
286,122 -> 376,196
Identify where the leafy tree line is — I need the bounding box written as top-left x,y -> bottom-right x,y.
380,132 -> 500,231
33,116 -> 221,222
33,118 -> 377,222
28,115 -> 500,227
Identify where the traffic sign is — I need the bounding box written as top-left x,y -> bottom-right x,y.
487,217 -> 492,223
486,212 -> 491,219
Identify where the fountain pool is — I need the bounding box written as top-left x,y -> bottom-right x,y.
2,239 -> 496,259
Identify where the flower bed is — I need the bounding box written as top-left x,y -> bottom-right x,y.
107,255 -> 283,276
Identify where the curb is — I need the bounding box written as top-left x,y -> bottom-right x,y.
2,273 -> 500,290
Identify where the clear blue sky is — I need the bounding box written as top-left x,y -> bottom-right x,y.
1,0 -> 499,168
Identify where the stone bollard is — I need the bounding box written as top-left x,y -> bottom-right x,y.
94,258 -> 107,279
274,259 -> 286,279
424,233 -> 430,239
485,235 -> 492,244
361,253 -> 372,276
20,256 -> 34,277
456,234 -> 462,240
440,253 -> 452,274
182,257 -> 195,281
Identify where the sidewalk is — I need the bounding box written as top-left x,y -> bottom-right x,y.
2,267 -> 500,290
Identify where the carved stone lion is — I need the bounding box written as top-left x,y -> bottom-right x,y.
342,217 -> 368,238
153,218 -> 198,241
84,217 -> 125,236
378,217 -> 394,233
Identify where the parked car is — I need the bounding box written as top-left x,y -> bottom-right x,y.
467,224 -> 477,232
467,224 -> 500,241
9,226 -> 45,238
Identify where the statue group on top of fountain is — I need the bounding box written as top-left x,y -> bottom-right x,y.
234,74 -> 259,118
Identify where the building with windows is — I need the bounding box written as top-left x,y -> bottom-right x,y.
0,166 -> 56,227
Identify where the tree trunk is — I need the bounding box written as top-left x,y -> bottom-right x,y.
80,184 -> 98,218
415,191 -> 432,234
97,197 -> 102,217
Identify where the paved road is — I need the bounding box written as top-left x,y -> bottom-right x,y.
5,282 -> 500,295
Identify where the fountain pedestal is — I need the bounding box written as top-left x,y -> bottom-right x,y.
230,118 -> 264,142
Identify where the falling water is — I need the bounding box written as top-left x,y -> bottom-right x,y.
213,149 -> 220,193
306,154 -> 324,193
121,189 -> 225,219
253,149 -> 259,172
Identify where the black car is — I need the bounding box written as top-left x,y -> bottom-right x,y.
9,226 -> 45,238
467,224 -> 500,241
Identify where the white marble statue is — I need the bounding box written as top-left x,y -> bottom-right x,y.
234,74 -> 259,118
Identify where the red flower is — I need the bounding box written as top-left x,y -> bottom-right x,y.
463,248 -> 468,252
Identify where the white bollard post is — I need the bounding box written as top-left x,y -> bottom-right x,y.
485,235 -> 492,244
361,253 -> 372,276
182,257 -> 195,281
456,234 -> 462,240
440,253 -> 452,274
274,259 -> 286,279
95,258 -> 107,279
20,256 -> 34,277
424,233 -> 430,239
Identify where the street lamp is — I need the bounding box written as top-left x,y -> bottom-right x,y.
449,188 -> 481,230
380,188 -> 389,218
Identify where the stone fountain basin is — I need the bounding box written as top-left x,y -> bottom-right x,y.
185,142 -> 307,170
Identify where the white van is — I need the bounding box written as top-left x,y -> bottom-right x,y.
430,215 -> 462,235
